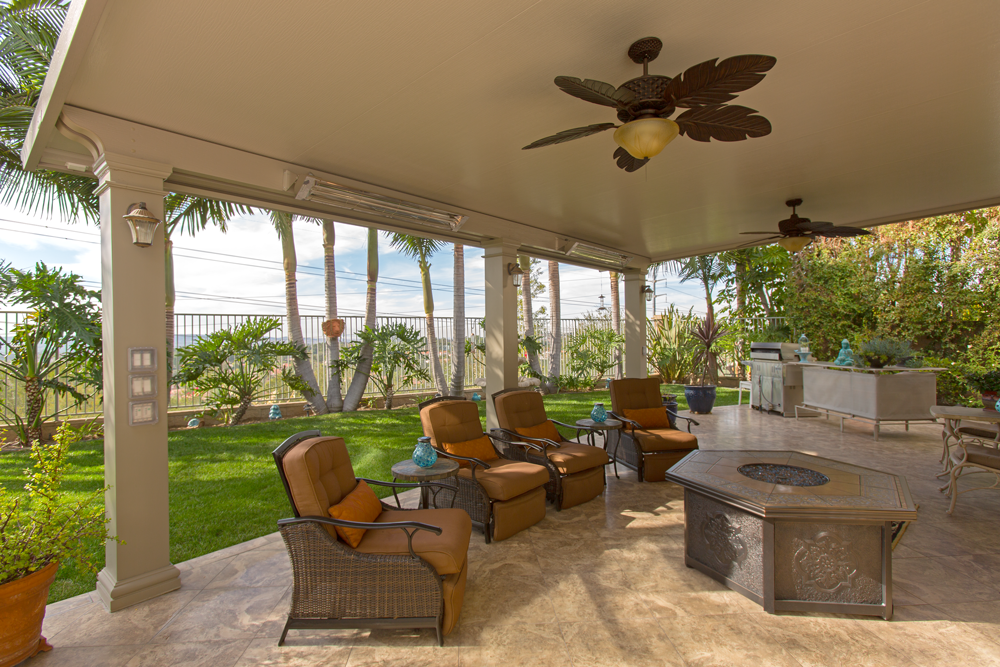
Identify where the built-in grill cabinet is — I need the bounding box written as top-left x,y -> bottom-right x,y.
748,343 -> 803,417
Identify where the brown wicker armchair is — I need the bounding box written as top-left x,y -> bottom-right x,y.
418,397 -> 549,543
490,388 -> 610,510
273,431 -> 471,646
608,378 -> 700,482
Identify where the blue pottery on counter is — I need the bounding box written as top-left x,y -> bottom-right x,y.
268,405 -> 282,420
413,436 -> 438,468
591,403 -> 608,422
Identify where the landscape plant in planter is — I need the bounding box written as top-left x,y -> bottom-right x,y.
685,314 -> 729,414
0,424 -> 116,667
856,338 -> 913,369
965,369 -> 1000,411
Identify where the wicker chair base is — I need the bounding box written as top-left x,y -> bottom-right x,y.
279,616 -> 443,647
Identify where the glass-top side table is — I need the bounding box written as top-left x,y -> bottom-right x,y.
576,418 -> 623,478
391,458 -> 460,509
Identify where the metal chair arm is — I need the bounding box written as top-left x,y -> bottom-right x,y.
666,409 -> 699,431
492,428 -> 555,452
432,447 -> 493,470
609,411 -> 642,431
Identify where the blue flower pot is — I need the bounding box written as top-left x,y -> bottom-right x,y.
591,403 -> 607,423
413,436 -> 437,468
684,385 -> 717,414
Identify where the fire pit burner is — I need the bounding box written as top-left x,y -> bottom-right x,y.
737,463 -> 829,487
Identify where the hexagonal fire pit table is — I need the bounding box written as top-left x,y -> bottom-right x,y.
665,450 -> 917,619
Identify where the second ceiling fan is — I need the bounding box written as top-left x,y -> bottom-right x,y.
523,37 -> 777,171
740,199 -> 872,252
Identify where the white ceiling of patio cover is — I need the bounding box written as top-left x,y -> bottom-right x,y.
60,0 -> 1000,261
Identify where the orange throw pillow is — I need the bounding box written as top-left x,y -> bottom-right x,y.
623,407 -> 670,429
328,479 -> 382,548
515,420 -> 563,447
442,435 -> 498,468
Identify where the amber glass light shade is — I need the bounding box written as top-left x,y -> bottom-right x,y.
613,118 -> 680,159
777,236 -> 812,253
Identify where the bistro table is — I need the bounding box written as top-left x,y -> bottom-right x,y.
391,458 -> 460,509
930,405 -> 1000,513
930,405 -> 1000,475
576,418 -> 624,478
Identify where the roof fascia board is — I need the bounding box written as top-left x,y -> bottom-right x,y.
54,106 -> 651,269
21,0 -> 110,171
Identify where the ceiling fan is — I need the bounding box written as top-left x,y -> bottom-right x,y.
740,199 -> 872,252
522,37 -> 776,172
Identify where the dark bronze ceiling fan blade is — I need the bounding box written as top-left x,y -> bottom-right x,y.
613,147 -> 649,172
676,105 -> 771,142
554,77 -> 636,108
665,55 -> 776,108
796,220 -> 834,232
816,227 -> 872,237
735,236 -> 780,249
522,123 -> 617,150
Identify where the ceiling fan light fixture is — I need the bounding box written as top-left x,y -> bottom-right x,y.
777,236 -> 812,253
613,118 -> 680,159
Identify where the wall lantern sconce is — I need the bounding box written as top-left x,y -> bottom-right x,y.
123,202 -> 161,248
507,262 -> 524,287
641,285 -> 654,302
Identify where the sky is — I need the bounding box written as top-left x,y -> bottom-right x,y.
0,203 -> 709,319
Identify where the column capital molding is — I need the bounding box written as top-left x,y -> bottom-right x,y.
93,152 -> 172,198
482,238 -> 521,257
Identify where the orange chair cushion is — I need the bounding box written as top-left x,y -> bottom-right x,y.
515,420 -> 563,446
328,479 -> 382,547
442,434 -> 498,468
623,407 -> 670,429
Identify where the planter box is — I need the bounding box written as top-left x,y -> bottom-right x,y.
801,366 -> 937,422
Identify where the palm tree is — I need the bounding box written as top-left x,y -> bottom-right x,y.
609,270 -> 622,378
0,0 -> 97,222
389,233 -> 448,395
321,219 -> 343,411
164,195 -> 248,388
342,227 -> 378,411
519,255 -> 542,376
543,260 -> 561,393
270,210 -> 328,415
668,254 -> 727,322
449,243 -> 466,396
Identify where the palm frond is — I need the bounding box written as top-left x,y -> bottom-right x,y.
388,232 -> 446,261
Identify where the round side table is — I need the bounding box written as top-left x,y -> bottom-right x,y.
576,418 -> 623,478
391,458 -> 460,509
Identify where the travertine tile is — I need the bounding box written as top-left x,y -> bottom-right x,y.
892,556 -> 1000,604
235,637 -> 351,666
177,555 -> 236,590
124,639 -> 249,667
456,623 -> 571,666
150,586 -> 288,644
660,613 -> 802,667
30,645 -> 142,667
560,619 -> 684,666
49,589 -> 197,647
347,646 -> 459,666
859,604 -> 1000,666
750,612 -> 914,667
203,548 -> 291,589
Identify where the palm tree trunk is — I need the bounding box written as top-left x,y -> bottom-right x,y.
322,220 -> 343,412
450,244 -> 466,396
165,236 -> 175,403
520,255 -> 541,376
543,260 -> 561,394
420,254 -> 448,396
276,214 -> 327,415
610,271 -> 622,378
343,228 -> 378,411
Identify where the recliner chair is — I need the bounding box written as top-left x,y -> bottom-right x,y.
273,431 -> 471,645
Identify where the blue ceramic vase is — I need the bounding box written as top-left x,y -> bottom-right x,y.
591,402 -> 608,423
413,436 -> 437,468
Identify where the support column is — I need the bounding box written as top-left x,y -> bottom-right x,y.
483,239 -> 520,429
623,269 -> 648,379
93,153 -> 180,611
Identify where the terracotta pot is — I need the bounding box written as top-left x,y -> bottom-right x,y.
983,392 -> 1000,412
0,561 -> 58,667
321,318 -> 345,338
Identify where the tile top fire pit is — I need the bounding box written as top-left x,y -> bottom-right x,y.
665,450 -> 917,619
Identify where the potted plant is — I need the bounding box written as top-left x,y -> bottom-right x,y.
965,369 -> 1000,411
685,314 -> 729,414
856,338 -> 913,369
0,424 -> 116,666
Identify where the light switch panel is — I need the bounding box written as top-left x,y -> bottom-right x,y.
129,374 -> 157,399
128,347 -> 157,372
129,400 -> 158,426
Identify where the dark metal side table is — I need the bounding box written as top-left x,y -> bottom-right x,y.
391,458 -> 460,509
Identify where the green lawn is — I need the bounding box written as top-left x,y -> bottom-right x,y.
0,385 -> 738,603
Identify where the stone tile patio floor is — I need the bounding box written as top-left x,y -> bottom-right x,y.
32,406 -> 1000,667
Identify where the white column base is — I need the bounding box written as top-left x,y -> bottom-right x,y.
96,564 -> 181,612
